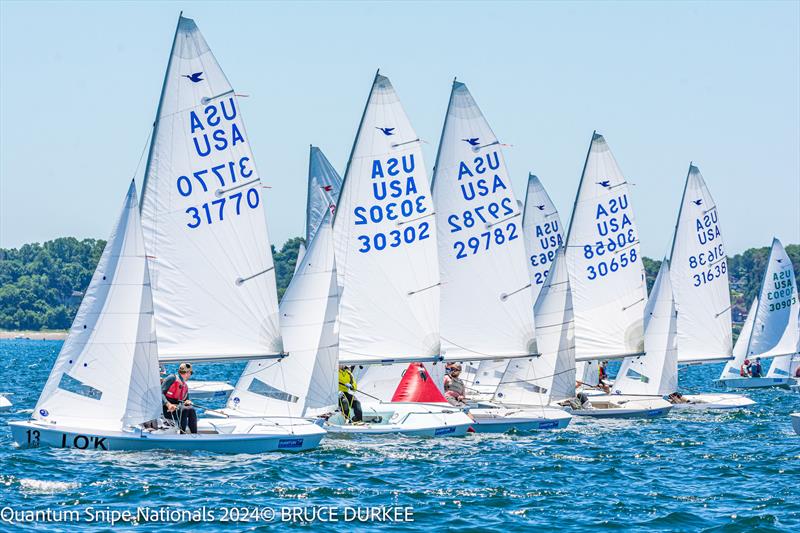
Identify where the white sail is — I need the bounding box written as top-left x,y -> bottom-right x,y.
523,174 -> 564,305
614,260 -> 678,396
139,16 -> 282,363
495,248 -> 575,405
293,242 -> 306,275
332,72 -> 440,365
227,216 -> 339,417
34,182 -> 161,431
306,146 -> 342,243
564,133 -> 647,361
669,165 -> 732,364
767,315 -> 800,378
721,299 -> 757,378
747,239 -> 799,358
431,80 -> 534,400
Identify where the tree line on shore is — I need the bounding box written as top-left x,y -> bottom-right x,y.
0,236 -> 797,333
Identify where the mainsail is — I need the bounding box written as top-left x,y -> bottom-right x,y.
140,16 -> 282,362
523,174 -> 564,305
564,133 -> 647,362
669,165 -> 732,364
226,215 -> 339,417
495,248 -> 576,406
767,315 -> 800,378
306,146 -> 343,243
614,260 -> 678,396
34,182 -> 161,431
332,72 -> 440,365
721,238 -> 799,377
432,81 -> 535,396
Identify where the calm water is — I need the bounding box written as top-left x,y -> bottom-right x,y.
0,339 -> 798,532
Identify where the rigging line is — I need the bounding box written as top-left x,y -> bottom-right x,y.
131,129 -> 153,182
215,178 -> 261,197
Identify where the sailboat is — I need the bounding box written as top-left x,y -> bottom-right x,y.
430,81 -> 571,432
563,133 -> 672,418
217,211 -> 340,422
136,15 -> 324,444
665,164 -> 753,409
209,149 -> 341,423
10,183 -> 323,452
494,247 -> 576,421
0,394 -> 11,410
717,238 -> 799,389
327,72 -> 472,436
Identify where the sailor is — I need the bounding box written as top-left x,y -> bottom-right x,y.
338,365 -> 363,423
740,359 -> 751,377
597,361 -> 611,393
749,357 -> 763,378
162,363 -> 198,434
668,392 -> 689,404
443,363 -> 467,406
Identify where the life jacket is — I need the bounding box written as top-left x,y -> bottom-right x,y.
165,375 -> 188,402
338,368 -> 356,394
739,364 -> 748,377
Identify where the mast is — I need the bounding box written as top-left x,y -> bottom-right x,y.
668,163 -> 693,261
332,69 -> 380,227
139,12 -> 183,208
745,238 -> 780,358
564,131 -> 597,243
429,77 -> 458,192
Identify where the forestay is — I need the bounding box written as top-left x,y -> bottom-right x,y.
669,165 -> 732,364
306,146 -> 343,243
140,16 -> 282,362
523,174 -> 564,305
614,260 -> 678,396
227,216 -> 339,417
495,248 -> 575,406
34,182 -> 161,431
333,73 -> 440,365
564,133 -> 646,362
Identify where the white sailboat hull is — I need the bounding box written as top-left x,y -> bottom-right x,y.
468,405 -> 572,433
9,418 -> 325,453
560,395 -> 673,419
324,402 -> 472,437
188,381 -> 234,400
714,377 -> 795,389
671,393 -> 755,410
792,413 -> 800,435
0,394 -> 11,410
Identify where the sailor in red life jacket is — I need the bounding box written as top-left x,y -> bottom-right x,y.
161,362 -> 197,434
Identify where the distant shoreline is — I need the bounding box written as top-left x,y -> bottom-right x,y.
0,330 -> 67,340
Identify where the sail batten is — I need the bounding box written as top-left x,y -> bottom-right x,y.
140,16 -> 282,362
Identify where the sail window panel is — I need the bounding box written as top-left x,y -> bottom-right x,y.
58,373 -> 103,400
247,378 -> 299,403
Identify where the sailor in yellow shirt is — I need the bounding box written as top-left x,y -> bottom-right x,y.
338,365 -> 363,423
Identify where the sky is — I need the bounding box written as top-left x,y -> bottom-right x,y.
1,1 -> 798,258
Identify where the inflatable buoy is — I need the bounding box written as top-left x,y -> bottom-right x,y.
391,363 -> 447,403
